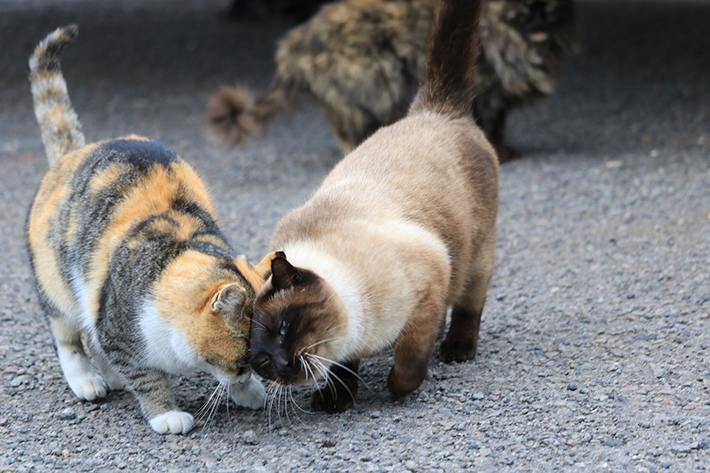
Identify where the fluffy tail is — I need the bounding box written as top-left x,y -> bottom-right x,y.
205,77 -> 298,147
408,0 -> 483,118
29,24 -> 85,167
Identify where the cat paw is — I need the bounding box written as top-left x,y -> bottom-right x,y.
228,374 -> 266,409
149,411 -> 195,435
439,339 -> 477,363
309,386 -> 355,413
66,374 -> 108,401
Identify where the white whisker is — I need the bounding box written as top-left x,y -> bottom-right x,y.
308,353 -> 372,392
303,336 -> 341,352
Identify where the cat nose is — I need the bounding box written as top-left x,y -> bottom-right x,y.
252,353 -> 272,370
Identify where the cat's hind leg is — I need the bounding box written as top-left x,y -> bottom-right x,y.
440,239 -> 496,363
48,317 -> 107,401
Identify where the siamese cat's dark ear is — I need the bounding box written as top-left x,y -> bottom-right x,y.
271,254 -> 303,290
211,283 -> 247,320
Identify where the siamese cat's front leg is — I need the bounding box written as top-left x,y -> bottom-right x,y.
310,360 -> 361,413
387,289 -> 448,397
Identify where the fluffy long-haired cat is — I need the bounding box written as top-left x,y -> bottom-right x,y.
249,0 -> 499,413
206,0 -> 576,161
26,25 -> 277,434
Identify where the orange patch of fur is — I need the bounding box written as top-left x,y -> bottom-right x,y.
28,144 -> 100,317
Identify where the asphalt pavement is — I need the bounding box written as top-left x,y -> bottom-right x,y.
0,0 -> 709,471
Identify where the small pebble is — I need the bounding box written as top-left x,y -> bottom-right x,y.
370,410 -> 381,418
59,408 -> 76,421
671,445 -> 692,454
404,460 -> 417,472
321,437 -> 337,448
242,430 -> 260,445
567,383 -> 578,391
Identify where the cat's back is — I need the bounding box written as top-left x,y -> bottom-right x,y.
324,114 -> 498,213
275,113 -> 498,251
28,135 -> 220,319
275,0 -> 437,96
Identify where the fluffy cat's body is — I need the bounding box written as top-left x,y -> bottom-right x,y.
249,0 -> 499,412
27,25 -> 274,434
207,0 -> 576,161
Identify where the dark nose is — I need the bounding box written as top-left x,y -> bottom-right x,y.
251,353 -> 272,372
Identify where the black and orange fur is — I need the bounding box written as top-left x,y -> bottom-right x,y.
206,0 -> 576,161
26,25 -> 275,435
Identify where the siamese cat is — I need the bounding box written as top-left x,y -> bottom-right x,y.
250,0 -> 499,412
26,25 -> 275,434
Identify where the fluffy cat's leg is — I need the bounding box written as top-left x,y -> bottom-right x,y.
387,289 -> 447,397
48,317 -> 107,401
228,372 -> 266,409
122,368 -> 194,435
440,240 -> 496,362
323,104 -> 379,155
310,359 -> 360,413
475,100 -> 520,163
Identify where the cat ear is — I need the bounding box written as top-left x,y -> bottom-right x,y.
251,251 -> 282,279
270,254 -> 302,290
211,283 -> 247,319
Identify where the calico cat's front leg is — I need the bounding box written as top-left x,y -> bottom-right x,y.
227,373 -> 267,409
310,360 -> 361,413
124,368 -> 194,435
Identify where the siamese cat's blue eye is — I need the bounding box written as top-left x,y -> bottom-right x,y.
279,320 -> 287,336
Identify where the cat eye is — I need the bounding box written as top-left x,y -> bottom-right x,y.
279,320 -> 288,336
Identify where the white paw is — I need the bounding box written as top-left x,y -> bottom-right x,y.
229,374 -> 266,410
149,410 -> 195,435
66,372 -> 108,401
57,345 -> 108,401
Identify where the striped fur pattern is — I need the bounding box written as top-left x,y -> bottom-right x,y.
27,25 -> 275,435
206,0 -> 576,160
250,0 -> 499,413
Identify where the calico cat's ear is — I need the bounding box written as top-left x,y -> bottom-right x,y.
251,251 -> 281,279
271,254 -> 303,290
211,283 -> 247,319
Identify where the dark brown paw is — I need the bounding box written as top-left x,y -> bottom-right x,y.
440,339 -> 477,363
387,363 -> 427,397
309,386 -> 356,413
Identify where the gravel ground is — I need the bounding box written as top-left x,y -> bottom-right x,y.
1,0 -> 709,471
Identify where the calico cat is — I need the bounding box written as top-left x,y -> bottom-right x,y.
26,25 -> 276,434
206,0 -> 576,161
249,0 -> 499,413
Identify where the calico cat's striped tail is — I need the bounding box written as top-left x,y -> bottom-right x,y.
29,24 -> 85,167
409,0 -> 482,119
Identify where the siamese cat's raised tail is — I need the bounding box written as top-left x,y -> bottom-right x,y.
250,0 -> 499,414
409,0 -> 480,118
